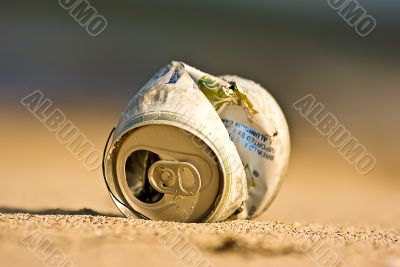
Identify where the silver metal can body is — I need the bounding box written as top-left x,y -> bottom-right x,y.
216,75 -> 291,218
103,61 -> 290,222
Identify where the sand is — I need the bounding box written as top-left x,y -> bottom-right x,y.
0,212 -> 398,267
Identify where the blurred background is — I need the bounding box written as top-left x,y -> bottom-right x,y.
1,0 -> 399,227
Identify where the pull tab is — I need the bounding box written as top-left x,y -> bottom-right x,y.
148,161 -> 201,196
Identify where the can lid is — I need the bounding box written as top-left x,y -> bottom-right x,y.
113,124 -> 221,222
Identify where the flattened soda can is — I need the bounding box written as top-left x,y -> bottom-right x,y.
103,61 -> 290,222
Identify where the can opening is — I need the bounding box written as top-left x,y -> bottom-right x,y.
125,149 -> 164,204
111,124 -> 225,222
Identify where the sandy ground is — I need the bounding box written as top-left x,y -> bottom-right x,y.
0,213 -> 399,267
1,107 -> 399,267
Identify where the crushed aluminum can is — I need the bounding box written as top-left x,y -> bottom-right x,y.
103,61 -> 290,222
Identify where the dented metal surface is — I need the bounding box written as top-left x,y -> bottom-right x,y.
103,61 -> 290,222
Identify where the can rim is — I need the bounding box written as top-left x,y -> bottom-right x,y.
103,111 -> 235,222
